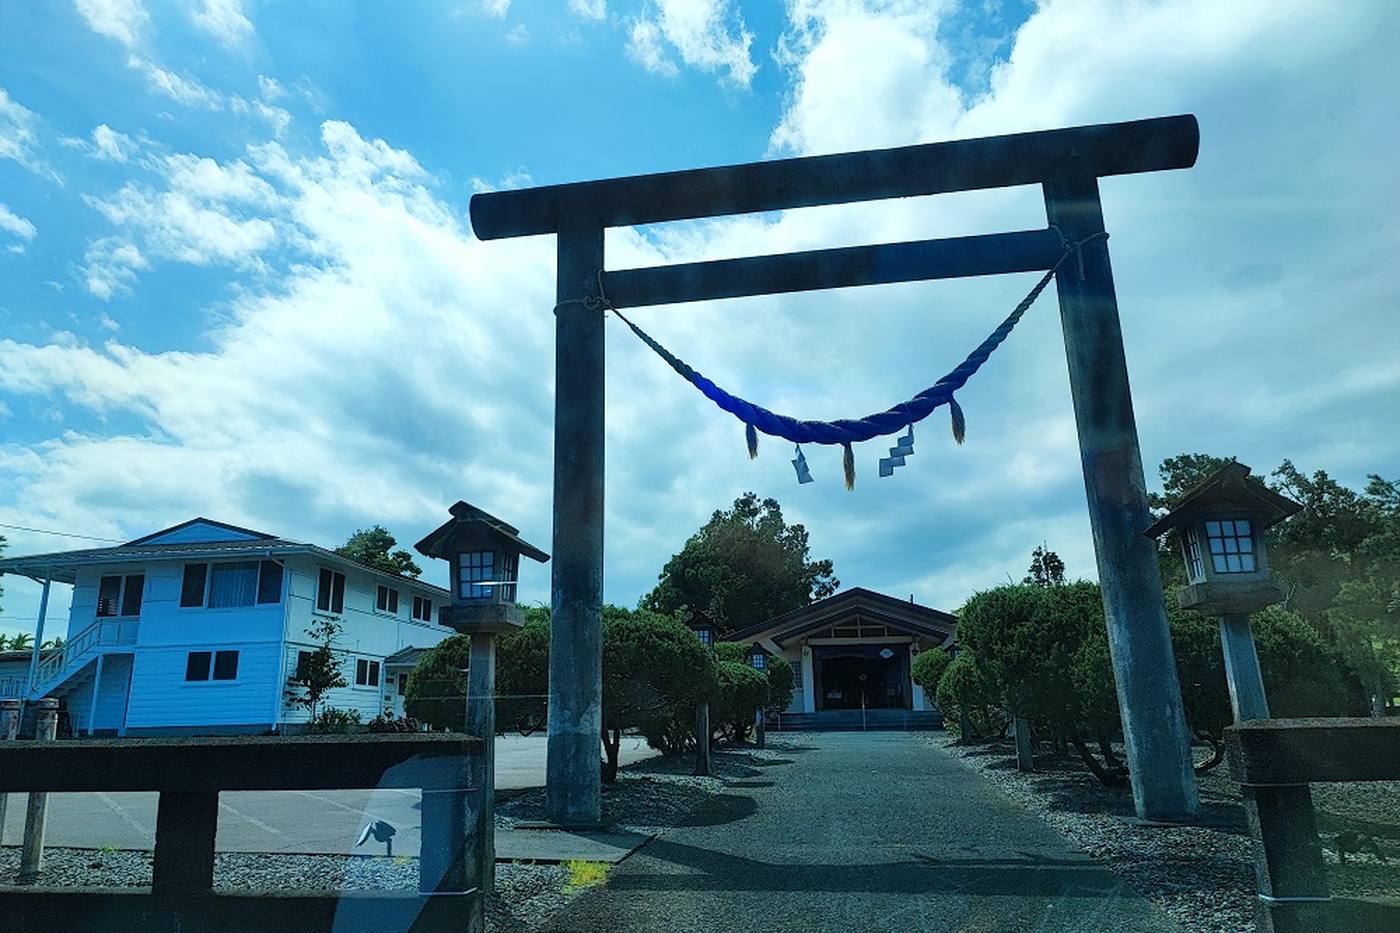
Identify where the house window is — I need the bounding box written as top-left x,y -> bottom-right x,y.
213,650 -> 239,680
376,585 -> 400,614
355,658 -> 381,688
186,651 -> 212,681
397,673 -> 408,696
186,650 -> 238,682
695,628 -> 712,646
98,574 -> 144,618
1183,527 -> 1206,583
1206,519 -> 1256,574
257,561 -> 283,604
412,595 -> 433,622
751,652 -> 766,671
180,562 -> 281,608
208,562 -> 261,608
317,569 -> 346,614
295,650 -> 314,682
458,551 -> 493,600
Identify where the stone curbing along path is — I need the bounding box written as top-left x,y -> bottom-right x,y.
541,731 -> 1179,933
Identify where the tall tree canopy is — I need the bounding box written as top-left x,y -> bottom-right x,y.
642,492 -> 837,634
336,525 -> 422,578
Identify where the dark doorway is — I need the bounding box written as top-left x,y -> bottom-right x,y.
813,645 -> 909,710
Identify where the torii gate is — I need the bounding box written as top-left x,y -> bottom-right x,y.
470,114 -> 1203,825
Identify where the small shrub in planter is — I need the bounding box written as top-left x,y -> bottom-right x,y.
367,712 -> 420,733
310,707 -> 362,734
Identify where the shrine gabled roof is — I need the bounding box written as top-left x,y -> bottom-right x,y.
729,587 -> 957,647
414,500 -> 549,564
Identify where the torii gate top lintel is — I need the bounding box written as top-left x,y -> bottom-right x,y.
469,114 -> 1198,240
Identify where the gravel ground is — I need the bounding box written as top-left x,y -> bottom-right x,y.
937,734 -> 1400,933
0,739 -> 774,932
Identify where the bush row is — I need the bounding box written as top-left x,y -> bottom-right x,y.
914,581 -> 1369,783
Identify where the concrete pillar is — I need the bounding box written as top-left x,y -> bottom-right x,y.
1219,614 -> 1270,722
87,654 -> 105,736
693,702 -> 710,776
546,216 -> 605,828
800,644 -> 815,713
465,633 -> 496,894
0,698 -> 20,844
18,697 -> 58,883
1013,716 -> 1035,772
1044,174 -> 1199,823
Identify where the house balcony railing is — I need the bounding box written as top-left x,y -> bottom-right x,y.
30,617 -> 138,697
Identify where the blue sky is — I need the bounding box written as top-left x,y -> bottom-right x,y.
2,0 -> 1398,639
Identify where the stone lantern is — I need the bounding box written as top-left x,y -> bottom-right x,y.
1144,462 -> 1301,722
417,501 -> 550,635
415,500 -> 548,894
683,609 -> 717,649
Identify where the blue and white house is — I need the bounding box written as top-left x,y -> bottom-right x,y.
0,518 -> 455,735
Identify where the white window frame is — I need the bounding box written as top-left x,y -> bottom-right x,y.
97,573 -> 144,619
376,584 -> 400,615
354,657 -> 381,689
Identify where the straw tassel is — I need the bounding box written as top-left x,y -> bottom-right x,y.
949,397 -> 966,445
842,441 -> 856,490
746,422 -> 759,459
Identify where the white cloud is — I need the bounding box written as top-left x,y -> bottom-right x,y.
189,0 -> 254,48
80,237 -> 149,300
627,0 -> 757,87
92,123 -> 136,162
0,203 -> 38,246
74,0 -> 149,49
480,0 -> 510,18
257,75 -> 286,100
126,55 -> 224,109
504,23 -> 530,44
569,0 -> 606,20
0,88 -> 61,183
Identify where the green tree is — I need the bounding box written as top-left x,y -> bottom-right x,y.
711,660 -> 769,743
405,634 -> 471,731
603,606 -> 715,778
934,651 -> 998,738
290,618 -> 349,723
764,654 -> 795,713
1022,545 -> 1066,587
911,647 -> 951,696
642,492 -> 838,634
497,609 -> 550,734
336,525 -> 422,578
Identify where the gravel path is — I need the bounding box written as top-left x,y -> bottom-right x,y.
936,735 -> 1400,933
540,731 -> 1177,933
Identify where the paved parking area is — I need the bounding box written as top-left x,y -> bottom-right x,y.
0,734 -> 656,857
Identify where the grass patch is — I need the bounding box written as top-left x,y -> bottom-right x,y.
562,859 -> 609,893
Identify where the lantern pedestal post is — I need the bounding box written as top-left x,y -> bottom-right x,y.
1219,613 -> 1270,723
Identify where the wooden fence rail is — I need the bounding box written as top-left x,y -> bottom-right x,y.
0,733 -> 486,933
1225,718 -> 1400,933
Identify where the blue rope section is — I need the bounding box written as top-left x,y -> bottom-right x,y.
598,230 -> 1106,448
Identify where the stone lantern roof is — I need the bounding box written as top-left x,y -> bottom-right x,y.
1143,462 -> 1301,540
414,501 -> 550,564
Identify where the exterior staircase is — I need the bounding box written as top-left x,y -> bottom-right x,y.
766,708 -> 945,732
28,618 -> 137,699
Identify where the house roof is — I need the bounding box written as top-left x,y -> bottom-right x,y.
729,587 -> 958,647
0,519 -> 451,598
414,500 -> 550,564
1143,462 -> 1303,539
384,646 -> 429,667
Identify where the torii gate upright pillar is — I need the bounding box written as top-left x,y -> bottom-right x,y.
472,114 -> 1204,824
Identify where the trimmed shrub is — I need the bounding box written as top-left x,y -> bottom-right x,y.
309,707 -> 362,734
911,647 -> 951,696
764,654 -> 795,712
